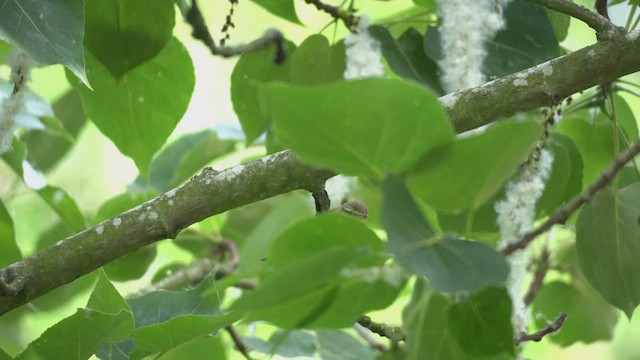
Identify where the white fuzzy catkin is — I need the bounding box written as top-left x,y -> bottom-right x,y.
344,14 -> 384,80
436,0 -> 512,93
495,148 -> 553,336
0,50 -> 32,154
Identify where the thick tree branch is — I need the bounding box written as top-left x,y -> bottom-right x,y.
444,30 -> 640,132
0,151 -> 332,315
525,0 -> 623,38
1,29 -> 640,317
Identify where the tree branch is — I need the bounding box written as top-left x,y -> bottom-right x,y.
357,316 -> 405,342
0,151 -> 333,315
1,27 -> 640,317
516,312 -> 567,345
302,0 -> 354,28
444,29 -> 640,132
502,138 -> 640,255
523,248 -> 550,307
184,0 -> 287,63
524,0 -> 623,38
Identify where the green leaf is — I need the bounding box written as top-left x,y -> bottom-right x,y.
84,0 -> 175,78
248,0 -> 301,24
0,200 -> 21,268
381,176 -> 509,292
131,314 -> 238,353
537,133 -> 583,216
424,0 -> 559,79
370,26 -> 444,94
408,120 -> 542,211
16,271 -> 133,360
576,182 -> 640,318
263,78 -> 453,179
156,336 -> 226,360
316,329 -> 376,360
289,34 -> 345,85
233,214 -> 403,328
88,270 -> 135,341
71,37 -> 195,176
545,8 -> 570,42
533,281 -> 618,345
448,288 -> 514,356
23,90 -> 87,172
245,330 -> 317,358
412,0 -> 436,9
132,130 -> 235,191
38,185 -> 87,233
403,279 -> 512,360
0,348 -> 9,360
230,41 -> 295,144
610,93 -> 638,142
557,111 -> 614,187
0,0 -> 87,85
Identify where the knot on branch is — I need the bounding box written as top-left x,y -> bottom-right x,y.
0,267 -> 24,297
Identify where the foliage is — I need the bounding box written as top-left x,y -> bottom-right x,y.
1,0 -> 640,359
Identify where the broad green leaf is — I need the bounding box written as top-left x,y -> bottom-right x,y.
545,9 -> 570,42
16,271 -> 134,360
249,0 -> 301,24
84,0 -> 175,78
448,288 -> 514,356
0,200 -> 20,267
424,0 -> 559,79
408,120 -> 542,211
403,279 -> 511,360
263,78 -> 453,179
608,93 -> 638,142
93,190 -> 158,281
230,41 -> 295,144
23,90 -> 87,172
316,329 -> 376,360
0,348 -> 9,360
131,314 -> 238,353
1,140 -> 87,232
537,133 -> 583,216
556,112 -> 615,188
16,308 -> 131,360
370,26 -> 444,94
289,35 -> 345,85
88,270 -> 135,341
71,37 -> 195,176
233,214 -> 402,328
533,281 -> 618,345
412,0 -> 436,9
576,182 -> 640,318
381,176 -> 509,292
0,0 -> 87,84
157,336 -> 225,360
38,185 -> 87,232
244,330 -> 317,358
132,130 -> 235,191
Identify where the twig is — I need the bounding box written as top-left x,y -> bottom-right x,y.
226,324 -> 253,360
516,312 -> 567,345
184,0 -> 287,63
303,0 -> 354,28
595,0 -> 609,20
502,138 -> 640,255
353,322 -> 387,352
312,189 -> 331,213
357,316 -> 405,342
523,248 -> 550,307
525,0 -> 624,39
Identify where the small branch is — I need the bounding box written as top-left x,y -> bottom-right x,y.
353,322 -> 387,352
226,324 -> 253,360
357,316 -> 405,342
185,0 -> 287,63
525,0 -> 624,39
502,138 -> 640,255
312,189 -> 331,213
594,0 -> 610,20
523,248 -> 550,307
331,200 -> 369,220
516,312 -> 567,345
303,0 -> 354,28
